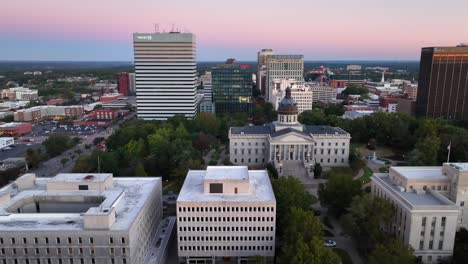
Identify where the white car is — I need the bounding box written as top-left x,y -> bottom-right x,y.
324,240 -> 337,247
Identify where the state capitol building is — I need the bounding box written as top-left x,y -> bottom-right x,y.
229,88 -> 351,174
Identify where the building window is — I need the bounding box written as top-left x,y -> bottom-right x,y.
78,185 -> 89,190
210,183 -> 223,193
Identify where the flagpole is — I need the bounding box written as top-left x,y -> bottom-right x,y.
447,141 -> 451,163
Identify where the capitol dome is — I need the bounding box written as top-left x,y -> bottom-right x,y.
277,87 -> 298,115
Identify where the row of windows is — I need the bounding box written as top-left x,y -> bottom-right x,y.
179,245 -> 273,252
179,236 -> 274,242
0,258 -> 127,264
314,148 -> 346,155
0,237 -> 126,245
0,247 -> 126,256
178,206 -> 274,213
178,216 -> 274,222
179,226 -> 274,232
422,216 -> 446,227
233,149 -> 267,155
419,239 -> 444,250
234,142 -> 266,147
234,158 -> 265,164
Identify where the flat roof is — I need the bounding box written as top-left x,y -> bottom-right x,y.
447,163 -> 468,171
205,166 -> 249,181
178,170 -> 275,203
392,167 -> 446,180
50,173 -> 112,183
375,175 -> 456,207
0,176 -> 161,231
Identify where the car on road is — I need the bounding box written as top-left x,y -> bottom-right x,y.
324,240 -> 336,247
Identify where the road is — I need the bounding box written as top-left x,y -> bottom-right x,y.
32,112 -> 136,176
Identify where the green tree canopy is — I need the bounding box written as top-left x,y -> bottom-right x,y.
367,239 -> 418,264
318,172 -> 362,216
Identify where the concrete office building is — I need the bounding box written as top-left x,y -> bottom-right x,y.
229,88 -> 350,172
371,163 -> 468,263
177,166 -> 276,263
416,45 -> 468,120
257,49 -> 275,97
265,55 -> 304,100
308,84 -> 337,102
269,79 -> 313,113
133,32 -> 197,120
1,87 -> 38,101
0,173 -> 163,264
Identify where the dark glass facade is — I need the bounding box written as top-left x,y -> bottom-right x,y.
416,46 -> 468,120
212,64 -> 253,114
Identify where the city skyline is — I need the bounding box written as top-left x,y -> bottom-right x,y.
1,0 -> 467,61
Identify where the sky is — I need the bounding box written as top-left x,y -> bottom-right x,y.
1,0 -> 467,61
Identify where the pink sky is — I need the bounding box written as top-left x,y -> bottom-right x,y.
1,0 -> 467,61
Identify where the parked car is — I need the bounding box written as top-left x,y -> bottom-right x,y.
324,240 -> 337,247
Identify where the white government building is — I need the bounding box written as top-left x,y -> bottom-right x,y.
229,88 -> 350,174
372,163 -> 468,263
177,166 -> 276,263
0,173 -> 164,264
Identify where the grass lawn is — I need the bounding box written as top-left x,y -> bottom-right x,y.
358,166 -> 373,184
323,167 -> 356,179
379,167 -> 389,173
333,248 -> 353,264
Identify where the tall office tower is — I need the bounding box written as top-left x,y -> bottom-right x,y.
128,73 -> 136,94
266,55 -> 304,101
133,32 -> 197,120
416,45 -> 468,120
257,49 -> 274,97
118,72 -> 129,96
177,166 -> 276,263
212,59 -> 253,114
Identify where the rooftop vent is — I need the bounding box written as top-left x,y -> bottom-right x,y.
84,175 -> 94,180
415,189 -> 426,195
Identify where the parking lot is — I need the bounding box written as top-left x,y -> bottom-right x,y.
0,142 -> 43,160
29,122 -> 106,138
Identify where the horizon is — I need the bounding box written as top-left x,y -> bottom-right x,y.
1,0 -> 467,61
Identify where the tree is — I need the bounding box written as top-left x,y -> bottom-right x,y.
342,194 -> 394,252
73,155 -> 94,173
43,134 -> 73,157
60,157 -> 69,168
298,110 -> 326,125
134,161 -> 148,176
453,228 -> 468,264
318,172 -> 362,216
408,135 -> 440,166
277,207 -> 341,264
272,177 -> 317,236
194,112 -> 219,135
313,163 -> 322,178
367,239 -> 418,264
266,163 -> 278,179
25,148 -> 43,168
342,84 -> 369,96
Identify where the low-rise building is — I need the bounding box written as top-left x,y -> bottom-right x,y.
177,166 -> 276,263
371,163 -> 468,263
1,87 -> 38,101
14,105 -> 84,122
100,93 -> 124,103
0,172 -> 163,264
0,122 -> 32,136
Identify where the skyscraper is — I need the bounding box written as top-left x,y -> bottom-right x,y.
265,55 -> 304,101
118,72 -> 129,96
212,59 -> 253,114
416,45 -> 468,120
257,49 -> 274,97
133,32 -> 197,120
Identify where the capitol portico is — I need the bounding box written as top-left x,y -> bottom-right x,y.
229,88 -> 351,175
